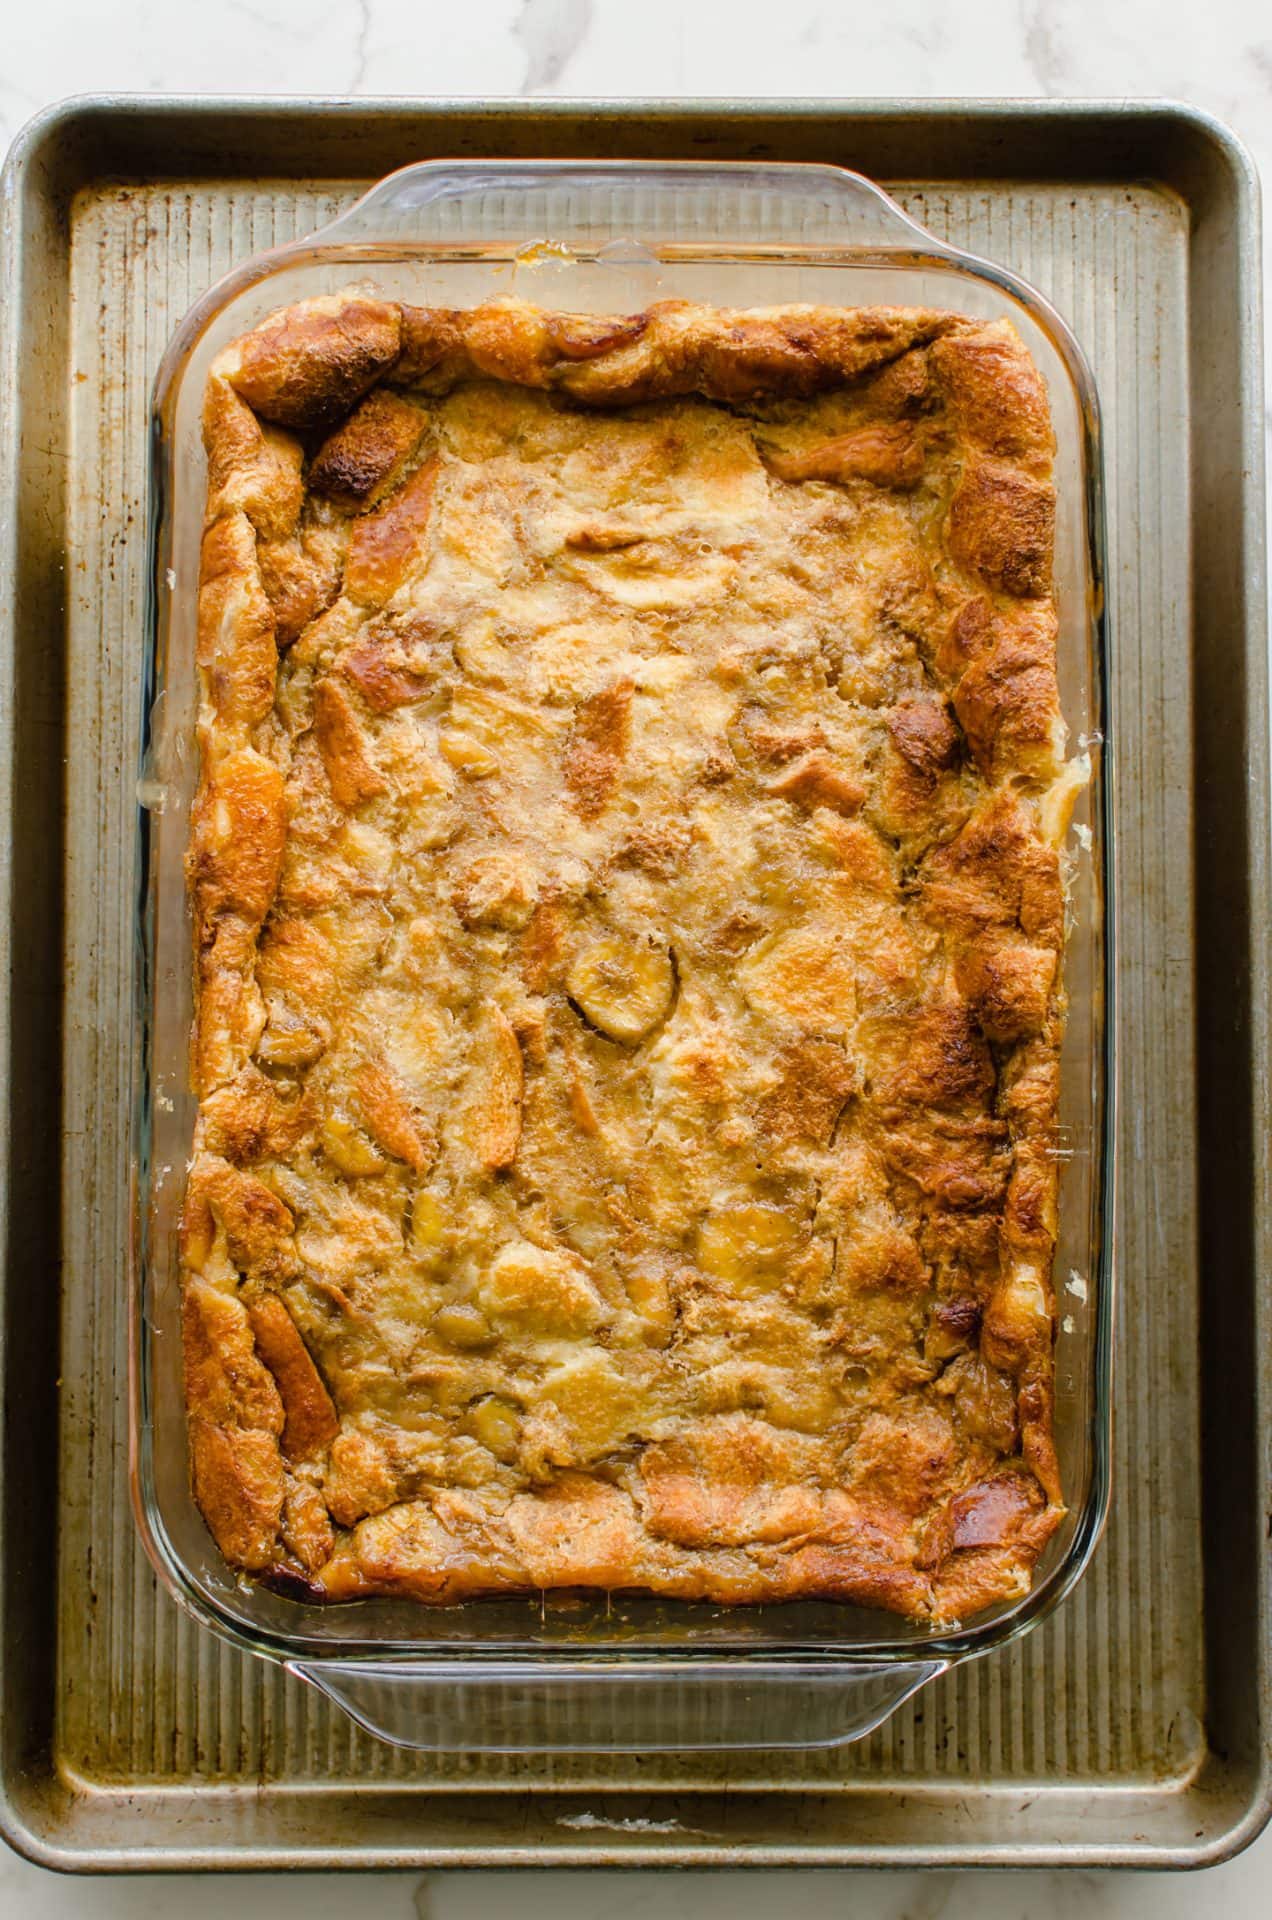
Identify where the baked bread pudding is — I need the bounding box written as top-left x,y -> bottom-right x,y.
182,292 -> 1083,1623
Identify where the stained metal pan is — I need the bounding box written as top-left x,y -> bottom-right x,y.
0,94 -> 1266,1870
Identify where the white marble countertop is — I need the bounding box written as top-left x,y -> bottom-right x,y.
1,0 -> 1268,1912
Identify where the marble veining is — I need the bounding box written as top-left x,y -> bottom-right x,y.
516,0 -> 595,92
1021,0 -> 1084,94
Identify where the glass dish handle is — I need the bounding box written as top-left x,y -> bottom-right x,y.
302,158 -> 958,258
289,1656 -> 947,1753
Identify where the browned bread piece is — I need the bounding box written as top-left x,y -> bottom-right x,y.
182,294 -> 1080,1624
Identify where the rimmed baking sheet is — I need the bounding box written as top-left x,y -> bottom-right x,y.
0,96 -> 1266,1869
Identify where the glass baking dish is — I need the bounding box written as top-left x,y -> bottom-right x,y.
130,158 -> 1114,1754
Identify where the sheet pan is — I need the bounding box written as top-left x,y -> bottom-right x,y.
0,95 -> 1265,1869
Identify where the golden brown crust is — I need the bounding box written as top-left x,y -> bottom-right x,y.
930,327 -> 1054,469
246,1292 -> 340,1462
311,676 -> 387,810
308,390 -> 429,510
182,293 -> 1077,1624
343,458 -> 439,609
189,1420 -> 287,1572
226,294 -> 402,429
563,680 -> 633,819
391,298 -> 966,406
948,458 -> 1056,598
762,423 -> 924,489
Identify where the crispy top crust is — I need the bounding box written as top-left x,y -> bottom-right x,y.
182,294 -> 1078,1624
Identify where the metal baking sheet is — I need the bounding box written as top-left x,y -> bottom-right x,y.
0,96 -> 1266,1871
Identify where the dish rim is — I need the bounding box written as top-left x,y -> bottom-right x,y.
128,155 -> 1117,1702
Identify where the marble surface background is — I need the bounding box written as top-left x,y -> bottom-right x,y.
1,0 -> 1268,1911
